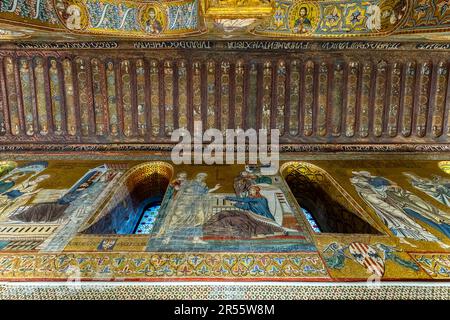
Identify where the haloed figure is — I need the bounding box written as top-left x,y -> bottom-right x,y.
0,174 -> 50,217
159,172 -> 221,244
294,7 -> 312,33
172,171 -> 188,193
225,185 -> 275,221
145,8 -> 163,34
351,171 -> 450,247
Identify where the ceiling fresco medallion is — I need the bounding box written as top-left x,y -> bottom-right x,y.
287,1 -> 320,35
253,0 -> 410,38
54,0 -> 89,31
138,2 -> 168,35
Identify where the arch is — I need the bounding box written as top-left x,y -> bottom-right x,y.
281,161 -> 382,234
81,161 -> 173,234
438,161 -> 450,175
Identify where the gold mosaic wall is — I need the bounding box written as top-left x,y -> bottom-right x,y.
0,157 -> 447,282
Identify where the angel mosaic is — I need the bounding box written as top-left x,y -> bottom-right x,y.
404,172 -> 450,208
12,164 -> 119,224
322,241 -> 420,277
351,171 -> 450,246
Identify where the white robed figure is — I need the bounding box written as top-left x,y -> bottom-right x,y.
351,171 -> 440,243
404,172 -> 450,208
0,174 -> 50,218
159,173 -> 221,244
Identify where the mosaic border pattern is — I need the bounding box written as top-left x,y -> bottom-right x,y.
1,283 -> 449,300
0,144 -> 450,153
0,252 -> 329,281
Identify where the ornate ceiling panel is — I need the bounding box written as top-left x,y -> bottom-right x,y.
0,42 -> 449,150
1,0 -> 450,39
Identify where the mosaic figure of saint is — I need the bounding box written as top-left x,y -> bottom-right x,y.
203,169 -> 298,239
11,164 -> 113,223
0,174 -> 50,217
159,172 -> 221,243
171,171 -> 188,193
145,7 -> 163,35
0,161 -> 47,196
233,169 -> 273,198
225,185 -> 275,220
152,172 -> 188,235
293,7 -> 312,33
351,171 -> 450,244
203,180 -> 296,239
19,59 -> 34,136
233,171 -> 257,197
34,58 -> 49,135
0,172 -> 24,195
404,173 -> 450,208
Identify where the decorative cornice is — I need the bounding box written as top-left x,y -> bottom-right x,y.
0,143 -> 450,153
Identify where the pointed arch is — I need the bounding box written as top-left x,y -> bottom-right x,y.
281,161 -> 382,234
81,161 -> 173,234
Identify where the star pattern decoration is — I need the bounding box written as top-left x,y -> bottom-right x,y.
350,10 -> 362,24
323,6 -> 342,28
346,7 -> 365,29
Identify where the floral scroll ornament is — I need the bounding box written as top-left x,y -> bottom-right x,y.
138,2 -> 167,36
54,0 -> 89,31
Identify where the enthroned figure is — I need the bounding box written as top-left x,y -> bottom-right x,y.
0,174 -> 50,218
225,185 -> 275,220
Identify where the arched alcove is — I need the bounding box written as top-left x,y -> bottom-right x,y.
81,162 -> 173,235
438,161 -> 450,175
281,162 -> 381,234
